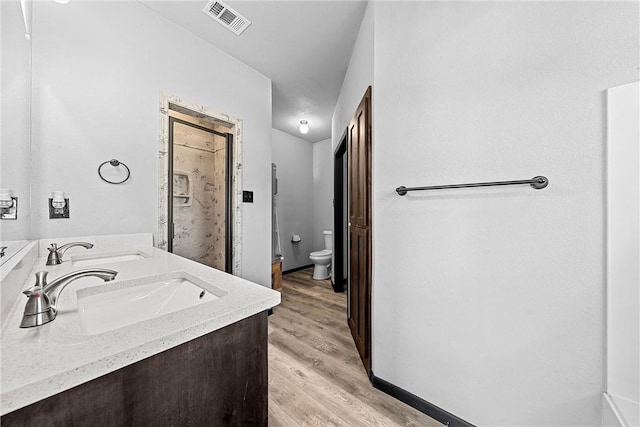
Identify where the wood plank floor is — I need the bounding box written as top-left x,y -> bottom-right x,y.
268,268 -> 443,427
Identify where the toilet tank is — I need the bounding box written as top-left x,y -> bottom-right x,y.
323,230 -> 333,250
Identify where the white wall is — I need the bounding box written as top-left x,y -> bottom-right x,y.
606,81 -> 639,427
369,2 -> 638,426
271,128 -> 313,271
331,1 -> 373,152
1,0 -> 32,241
312,138 -> 333,251
272,133 -> 334,272
330,1 -> 373,286
29,1 -> 272,286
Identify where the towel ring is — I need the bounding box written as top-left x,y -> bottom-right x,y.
98,159 -> 131,184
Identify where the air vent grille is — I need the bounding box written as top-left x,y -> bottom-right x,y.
208,2 -> 224,16
219,9 -> 236,25
202,1 -> 251,36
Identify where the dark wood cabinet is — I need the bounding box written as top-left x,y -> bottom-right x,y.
2,312 -> 268,427
271,259 -> 282,291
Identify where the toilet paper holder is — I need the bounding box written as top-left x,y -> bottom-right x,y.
291,234 -> 301,243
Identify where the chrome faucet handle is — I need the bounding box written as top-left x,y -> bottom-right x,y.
20,271 -> 56,328
45,242 -> 93,266
46,244 -> 62,266
19,268 -> 117,328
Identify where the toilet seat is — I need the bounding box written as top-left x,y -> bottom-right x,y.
310,249 -> 331,258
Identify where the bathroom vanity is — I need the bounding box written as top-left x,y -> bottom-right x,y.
0,234 -> 280,425
2,313 -> 268,425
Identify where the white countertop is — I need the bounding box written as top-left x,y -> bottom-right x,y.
1,244 -> 280,415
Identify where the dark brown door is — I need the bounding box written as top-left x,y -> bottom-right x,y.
348,86 -> 372,374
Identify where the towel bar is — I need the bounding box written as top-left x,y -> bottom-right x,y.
395,176 -> 548,196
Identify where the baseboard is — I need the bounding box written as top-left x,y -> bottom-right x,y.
282,264 -> 313,275
370,372 -> 475,427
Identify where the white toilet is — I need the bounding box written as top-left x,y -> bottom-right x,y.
309,230 -> 332,280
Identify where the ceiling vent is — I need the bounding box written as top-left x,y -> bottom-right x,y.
202,1 -> 251,36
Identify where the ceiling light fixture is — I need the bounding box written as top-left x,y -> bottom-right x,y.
54,0 -> 70,4
299,120 -> 309,135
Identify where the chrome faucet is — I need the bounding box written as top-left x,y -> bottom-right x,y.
20,268 -> 118,328
46,242 -> 94,265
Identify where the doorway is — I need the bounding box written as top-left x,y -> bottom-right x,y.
168,113 -> 232,272
158,93 -> 243,276
332,129 -> 348,293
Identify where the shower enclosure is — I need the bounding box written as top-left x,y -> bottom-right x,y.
168,114 -> 232,273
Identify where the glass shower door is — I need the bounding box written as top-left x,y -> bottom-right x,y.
168,116 -> 231,272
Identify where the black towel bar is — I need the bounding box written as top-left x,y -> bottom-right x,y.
395,176 -> 548,196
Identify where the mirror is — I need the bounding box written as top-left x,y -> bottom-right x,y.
0,240 -> 30,267
1,2 -> 254,278
0,1 -> 33,258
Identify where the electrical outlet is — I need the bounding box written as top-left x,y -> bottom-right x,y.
0,197 -> 18,219
0,197 -> 18,220
49,199 -> 70,219
243,191 -> 254,203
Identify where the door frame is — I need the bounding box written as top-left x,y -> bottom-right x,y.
332,129 -> 348,293
167,116 -> 234,273
158,92 -> 243,276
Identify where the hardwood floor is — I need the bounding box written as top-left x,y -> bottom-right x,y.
268,268 -> 443,427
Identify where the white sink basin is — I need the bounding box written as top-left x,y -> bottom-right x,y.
77,272 -> 227,335
71,250 -> 150,267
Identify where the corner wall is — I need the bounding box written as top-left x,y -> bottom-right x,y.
30,1 -> 272,286
605,81 -> 640,427
271,128 -> 313,271
331,1 -> 373,152
331,1 -> 374,288
371,2 -> 638,426
312,138 -> 333,252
